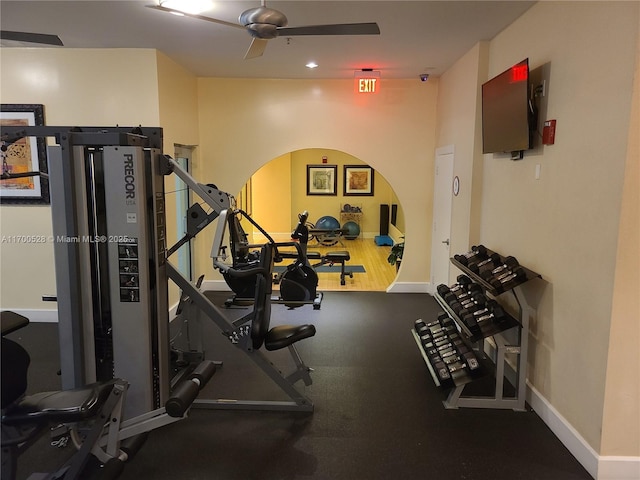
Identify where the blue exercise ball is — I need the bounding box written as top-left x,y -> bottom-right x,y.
342,221 -> 360,239
315,215 -> 340,230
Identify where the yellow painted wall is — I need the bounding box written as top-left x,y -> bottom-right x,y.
0,49 -> 160,310
249,148 -> 399,246
290,149 -> 393,237
196,78 -> 438,286
250,152 -> 292,242
156,51 -> 200,306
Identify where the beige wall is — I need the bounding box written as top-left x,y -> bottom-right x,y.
250,152 -> 293,241
156,51 -> 200,305
0,49 -> 161,309
195,78 -> 438,285
435,41 -> 489,282
437,1 -> 638,456
600,32 -> 640,458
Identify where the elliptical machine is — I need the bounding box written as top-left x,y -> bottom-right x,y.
279,211 -> 319,303
219,209 -> 322,309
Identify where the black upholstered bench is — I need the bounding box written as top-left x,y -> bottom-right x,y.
309,250 -> 352,285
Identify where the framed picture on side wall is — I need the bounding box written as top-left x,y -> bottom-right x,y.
344,165 -> 374,196
307,165 -> 337,195
0,104 -> 50,205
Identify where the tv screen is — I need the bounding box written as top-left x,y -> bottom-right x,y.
482,58 -> 532,154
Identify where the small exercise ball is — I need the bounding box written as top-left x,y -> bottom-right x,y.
342,221 -> 360,240
315,215 -> 340,230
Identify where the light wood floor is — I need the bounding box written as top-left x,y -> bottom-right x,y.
292,237 -> 398,292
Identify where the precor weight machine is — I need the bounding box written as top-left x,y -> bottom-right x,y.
1,125 -> 317,477
1,126 -> 218,478
1,123 -> 316,416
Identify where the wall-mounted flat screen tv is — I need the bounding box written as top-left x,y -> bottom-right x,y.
482,58 -> 533,154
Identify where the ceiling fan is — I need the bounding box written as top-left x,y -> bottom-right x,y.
0,30 -> 63,46
147,0 -> 380,59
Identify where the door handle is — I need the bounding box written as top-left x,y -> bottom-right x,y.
442,239 -> 450,246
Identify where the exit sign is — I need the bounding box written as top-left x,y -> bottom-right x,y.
357,78 -> 378,93
354,70 -> 381,94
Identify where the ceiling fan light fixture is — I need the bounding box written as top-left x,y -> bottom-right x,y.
159,0 -> 213,16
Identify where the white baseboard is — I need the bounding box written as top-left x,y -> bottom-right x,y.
527,384 -> 640,479
386,281 -> 430,293
201,280 -> 232,292
597,456 -> 640,480
4,308 -> 58,323
527,383 -> 599,478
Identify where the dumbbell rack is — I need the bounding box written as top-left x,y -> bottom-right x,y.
430,249 -> 540,411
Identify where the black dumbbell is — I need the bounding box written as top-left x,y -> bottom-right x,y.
444,283 -> 483,304
433,361 -> 452,382
480,256 -> 520,280
468,253 -> 501,273
429,323 -> 456,337
461,352 -> 481,371
441,351 -> 464,364
425,340 -> 460,357
458,300 -> 498,328
463,303 -> 506,330
449,293 -> 486,316
415,318 -> 440,335
447,352 -> 481,374
457,296 -> 489,318
437,275 -> 473,298
489,267 -> 527,292
453,245 -> 488,266
424,335 -> 451,348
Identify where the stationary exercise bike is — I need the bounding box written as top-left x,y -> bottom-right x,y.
219,209 -> 322,308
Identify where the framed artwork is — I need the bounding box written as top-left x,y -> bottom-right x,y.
0,104 -> 49,204
344,165 -> 374,196
307,165 -> 337,196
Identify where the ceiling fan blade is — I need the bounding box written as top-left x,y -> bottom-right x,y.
0,30 -> 63,46
146,5 -> 244,30
277,22 -> 380,36
244,38 -> 269,60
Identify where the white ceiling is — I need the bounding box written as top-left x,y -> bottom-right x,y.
0,1 -> 535,79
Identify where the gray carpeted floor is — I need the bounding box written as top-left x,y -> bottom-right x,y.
5,292 -> 591,480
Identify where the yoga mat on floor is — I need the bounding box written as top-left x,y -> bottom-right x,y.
274,265 -> 366,274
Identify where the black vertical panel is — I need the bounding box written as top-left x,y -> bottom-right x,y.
380,204 -> 389,236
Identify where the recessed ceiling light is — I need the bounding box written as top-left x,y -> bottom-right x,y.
306,62 -> 319,69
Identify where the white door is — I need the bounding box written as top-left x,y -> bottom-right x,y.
430,146 -> 454,292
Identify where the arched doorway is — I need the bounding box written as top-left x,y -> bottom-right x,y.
237,148 -> 405,291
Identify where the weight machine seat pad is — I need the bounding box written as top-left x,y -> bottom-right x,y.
264,324 -> 316,351
2,380 -> 118,426
323,251 -> 350,262
307,251 -> 350,262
